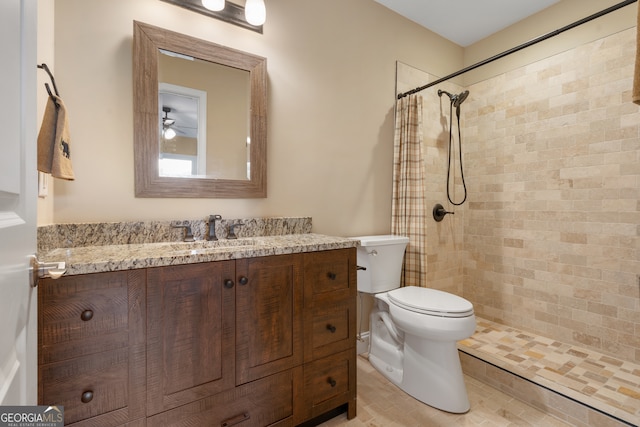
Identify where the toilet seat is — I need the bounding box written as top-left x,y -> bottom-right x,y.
387,286 -> 474,318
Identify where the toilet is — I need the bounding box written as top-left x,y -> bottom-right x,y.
354,235 -> 476,413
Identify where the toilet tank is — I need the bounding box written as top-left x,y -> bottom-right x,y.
352,235 -> 410,294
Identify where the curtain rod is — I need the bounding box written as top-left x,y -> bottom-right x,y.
397,0 -> 638,99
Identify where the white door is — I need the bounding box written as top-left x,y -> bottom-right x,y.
0,0 -> 38,405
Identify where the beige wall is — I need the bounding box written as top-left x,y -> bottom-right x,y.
44,0 -> 461,237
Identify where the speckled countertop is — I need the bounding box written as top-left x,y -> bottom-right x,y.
38,218 -> 358,277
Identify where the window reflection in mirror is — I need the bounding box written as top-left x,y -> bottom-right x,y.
158,51 -> 250,180
159,86 -> 205,177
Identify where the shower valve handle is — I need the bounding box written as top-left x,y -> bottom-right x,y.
433,203 -> 454,222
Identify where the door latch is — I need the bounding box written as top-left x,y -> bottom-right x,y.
29,254 -> 66,287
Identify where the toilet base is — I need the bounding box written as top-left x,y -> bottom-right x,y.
369,352 -> 403,387
370,335 -> 471,413
369,309 -> 404,386
369,305 -> 471,414
400,334 -> 470,413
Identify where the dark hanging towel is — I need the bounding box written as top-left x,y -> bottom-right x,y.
37,63 -> 75,180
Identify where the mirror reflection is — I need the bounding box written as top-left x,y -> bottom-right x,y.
158,51 -> 251,180
159,87 -> 206,176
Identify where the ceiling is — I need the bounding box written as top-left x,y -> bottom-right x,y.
373,0 -> 562,47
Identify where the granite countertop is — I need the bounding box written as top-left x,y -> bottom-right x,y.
40,233 -> 359,276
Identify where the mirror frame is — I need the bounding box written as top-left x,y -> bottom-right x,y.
133,21 -> 267,198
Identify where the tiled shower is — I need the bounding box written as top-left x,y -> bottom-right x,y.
403,26 -> 639,366
464,27 -> 639,365
397,25 -> 639,424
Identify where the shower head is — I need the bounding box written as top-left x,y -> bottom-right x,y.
453,90 -> 469,108
438,89 -> 469,108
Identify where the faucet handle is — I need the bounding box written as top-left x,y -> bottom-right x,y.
228,223 -> 243,240
172,223 -> 195,242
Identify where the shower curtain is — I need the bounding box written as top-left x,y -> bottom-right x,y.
391,94 -> 427,288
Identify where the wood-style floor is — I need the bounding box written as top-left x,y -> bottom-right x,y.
319,356 -> 572,427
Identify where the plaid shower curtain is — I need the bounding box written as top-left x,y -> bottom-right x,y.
391,94 -> 427,288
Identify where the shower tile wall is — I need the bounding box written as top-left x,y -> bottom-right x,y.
398,26 -> 640,365
464,27 -> 639,364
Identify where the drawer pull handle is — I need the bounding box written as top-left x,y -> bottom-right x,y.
327,272 -> 337,280
327,377 -> 337,388
238,276 -> 249,286
80,310 -> 94,321
81,390 -> 94,403
221,412 -> 250,427
224,279 -> 234,289
326,324 -> 336,333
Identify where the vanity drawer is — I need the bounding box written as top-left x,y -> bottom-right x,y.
39,271 -> 130,363
303,249 -> 354,296
303,349 -> 355,418
40,348 -> 129,425
308,299 -> 354,360
147,369 -> 295,427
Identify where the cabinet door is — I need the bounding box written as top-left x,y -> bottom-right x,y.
147,261 -> 235,415
38,270 -> 146,426
236,254 -> 303,385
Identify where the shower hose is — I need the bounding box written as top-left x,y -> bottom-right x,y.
447,102 -> 468,206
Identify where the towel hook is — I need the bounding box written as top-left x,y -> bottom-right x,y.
37,63 -> 60,96
37,63 -> 61,108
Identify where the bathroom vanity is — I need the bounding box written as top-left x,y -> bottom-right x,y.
37,219 -> 358,426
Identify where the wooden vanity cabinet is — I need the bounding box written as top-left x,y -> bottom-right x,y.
38,270 -> 146,427
38,248 -> 356,426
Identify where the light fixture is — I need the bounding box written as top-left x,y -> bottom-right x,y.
244,0 -> 266,26
162,107 -> 177,140
161,0 -> 265,33
201,0 -> 224,11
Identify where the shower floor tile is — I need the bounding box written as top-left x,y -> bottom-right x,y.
458,318 -> 640,426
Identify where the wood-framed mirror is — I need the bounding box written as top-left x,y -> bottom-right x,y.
133,21 -> 266,198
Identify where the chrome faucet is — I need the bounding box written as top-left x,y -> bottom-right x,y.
208,215 -> 222,241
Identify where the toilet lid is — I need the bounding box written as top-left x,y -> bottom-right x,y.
387,286 -> 474,318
